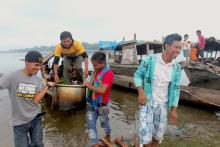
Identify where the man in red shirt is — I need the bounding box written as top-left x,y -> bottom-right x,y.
83,52 -> 114,147
196,30 -> 206,62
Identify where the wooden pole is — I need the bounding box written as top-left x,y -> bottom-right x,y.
43,51 -> 54,64
146,43 -> 150,55
134,33 -> 136,41
162,36 -> 165,51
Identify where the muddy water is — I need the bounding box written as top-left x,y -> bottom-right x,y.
42,87 -> 220,147
42,88 -> 139,147
0,52 -> 220,147
0,85 -> 220,147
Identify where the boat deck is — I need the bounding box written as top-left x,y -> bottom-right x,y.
180,86 -> 220,108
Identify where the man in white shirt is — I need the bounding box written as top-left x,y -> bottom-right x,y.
134,33 -> 182,147
182,34 -> 191,61
152,53 -> 173,104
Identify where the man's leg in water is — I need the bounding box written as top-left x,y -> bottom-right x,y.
63,56 -> 73,84
73,56 -> 83,84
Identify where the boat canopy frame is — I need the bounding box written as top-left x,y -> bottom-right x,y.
113,40 -> 164,64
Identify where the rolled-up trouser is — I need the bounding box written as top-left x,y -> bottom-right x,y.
63,55 -> 83,84
86,104 -> 111,146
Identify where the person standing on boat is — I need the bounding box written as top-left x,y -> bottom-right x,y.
182,34 -> 191,61
83,52 -> 114,147
196,30 -> 206,62
53,31 -> 89,84
134,34 -> 182,147
0,51 -> 55,147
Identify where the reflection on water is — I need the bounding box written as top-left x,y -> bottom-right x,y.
43,109 -> 87,146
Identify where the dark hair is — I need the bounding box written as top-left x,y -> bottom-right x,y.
184,34 -> 189,38
196,30 -> 201,34
164,33 -> 182,45
91,51 -> 106,64
60,31 -> 73,41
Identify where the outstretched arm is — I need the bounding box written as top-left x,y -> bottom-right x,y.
81,52 -> 89,78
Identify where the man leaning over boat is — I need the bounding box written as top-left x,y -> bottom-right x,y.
53,31 -> 89,84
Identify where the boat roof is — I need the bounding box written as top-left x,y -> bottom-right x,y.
115,40 -> 163,50
136,41 -> 163,46
115,40 -> 137,50
117,40 -> 137,46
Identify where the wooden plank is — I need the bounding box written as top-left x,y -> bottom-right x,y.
111,74 -> 220,108
180,86 -> 220,108
206,63 -> 220,73
180,61 -> 220,84
113,74 -> 136,89
111,68 -> 136,77
146,43 -> 149,55
114,74 -> 134,83
43,51 -> 54,64
109,63 -> 139,68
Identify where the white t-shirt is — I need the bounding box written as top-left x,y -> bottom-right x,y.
152,53 -> 173,104
182,39 -> 191,50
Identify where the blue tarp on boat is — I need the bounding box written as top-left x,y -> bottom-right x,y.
98,41 -> 119,50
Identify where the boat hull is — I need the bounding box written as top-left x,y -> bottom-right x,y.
111,74 -> 220,109
109,63 -> 138,77
180,61 -> 220,90
180,86 -> 220,108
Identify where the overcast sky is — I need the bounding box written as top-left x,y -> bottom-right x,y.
0,0 -> 220,50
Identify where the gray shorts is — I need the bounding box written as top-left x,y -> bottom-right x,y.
183,50 -> 189,58
63,55 -> 83,84
197,49 -> 204,58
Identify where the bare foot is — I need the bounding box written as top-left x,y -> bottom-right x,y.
132,134 -> 139,147
92,144 -> 103,147
104,135 -> 111,143
114,136 -> 128,147
100,138 -> 113,147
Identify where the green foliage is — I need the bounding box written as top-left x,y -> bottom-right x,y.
58,76 -> 66,84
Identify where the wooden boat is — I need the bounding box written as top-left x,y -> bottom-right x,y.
107,40 -> 164,79
111,74 -> 220,108
101,37 -> 220,109
105,38 -> 220,90
180,38 -> 220,88
180,61 -> 220,90
180,61 -> 220,83
180,86 -> 220,108
113,74 -> 136,89
110,37 -> 220,87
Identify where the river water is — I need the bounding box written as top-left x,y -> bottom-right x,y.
0,52 -> 219,147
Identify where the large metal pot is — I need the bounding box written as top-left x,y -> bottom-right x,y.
52,84 -> 86,111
